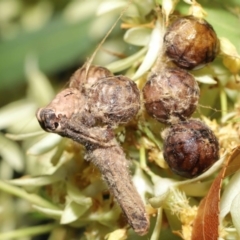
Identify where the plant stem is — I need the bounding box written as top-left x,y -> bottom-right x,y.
138,123 -> 162,150
150,207 -> 163,240
220,88 -> 227,117
0,223 -> 57,240
0,180 -> 59,210
139,146 -> 156,179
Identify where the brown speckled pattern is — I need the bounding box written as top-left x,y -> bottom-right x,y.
163,119 -> 219,178
164,15 -> 219,70
88,75 -> 140,125
143,67 -> 200,124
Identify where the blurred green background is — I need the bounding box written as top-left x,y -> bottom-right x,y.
0,0 -> 128,107
0,0 -> 240,239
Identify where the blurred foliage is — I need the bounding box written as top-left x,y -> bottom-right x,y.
0,0 -> 240,240
0,0 -> 124,106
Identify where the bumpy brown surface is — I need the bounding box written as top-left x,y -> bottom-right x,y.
87,75 -> 141,125
163,119 -> 219,178
89,146 -> 149,235
164,15 -> 219,70
69,65 -> 113,90
36,66 -> 149,235
143,67 -> 200,124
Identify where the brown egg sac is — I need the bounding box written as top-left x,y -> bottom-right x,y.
69,65 -> 113,90
164,15 -> 220,70
163,119 -> 219,178
87,75 -> 141,125
36,88 -> 83,133
143,67 -> 200,124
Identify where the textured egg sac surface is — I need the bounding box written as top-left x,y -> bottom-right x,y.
163,119 -> 219,178
69,65 -> 113,90
164,15 -> 219,70
143,67 -> 200,124
87,75 -> 141,125
36,88 -> 83,132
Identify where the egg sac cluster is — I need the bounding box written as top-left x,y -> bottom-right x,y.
143,15 -> 220,178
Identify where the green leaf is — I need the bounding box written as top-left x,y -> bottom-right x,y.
0,15 -> 96,90
0,223 -> 57,240
220,169 -> 240,221
8,174 -> 62,187
195,75 -> 217,84
0,180 -> 59,209
149,177 -> 174,208
27,133 -> 61,155
177,153 -> 227,187
132,21 -> 164,80
0,133 -> 24,172
0,100 -> 36,130
97,0 -> 127,15
106,47 -> 147,73
178,180 -> 212,197
25,57 -> 55,106
132,167 -> 153,204
67,182 -> 93,206
230,192 -> 240,237
124,27 -> 151,46
6,131 -> 44,141
33,205 -> 62,219
60,199 -> 92,224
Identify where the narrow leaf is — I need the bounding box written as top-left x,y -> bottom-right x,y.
220,169 -> 240,220
195,75 -> 217,84
192,147 -> 240,239
67,182 -> 93,206
132,20 -> 163,80
6,131 -> 45,141
0,223 -> 57,240
230,192 -> 240,237
33,205 -> 62,219
0,100 -> 36,130
8,174 -> 61,187
27,133 -> 61,155
97,1 -> 126,15
105,47 -> 147,73
191,167 -> 223,240
25,56 -> 55,105
0,133 -> 24,172
124,27 -> 151,46
60,200 -> 91,224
